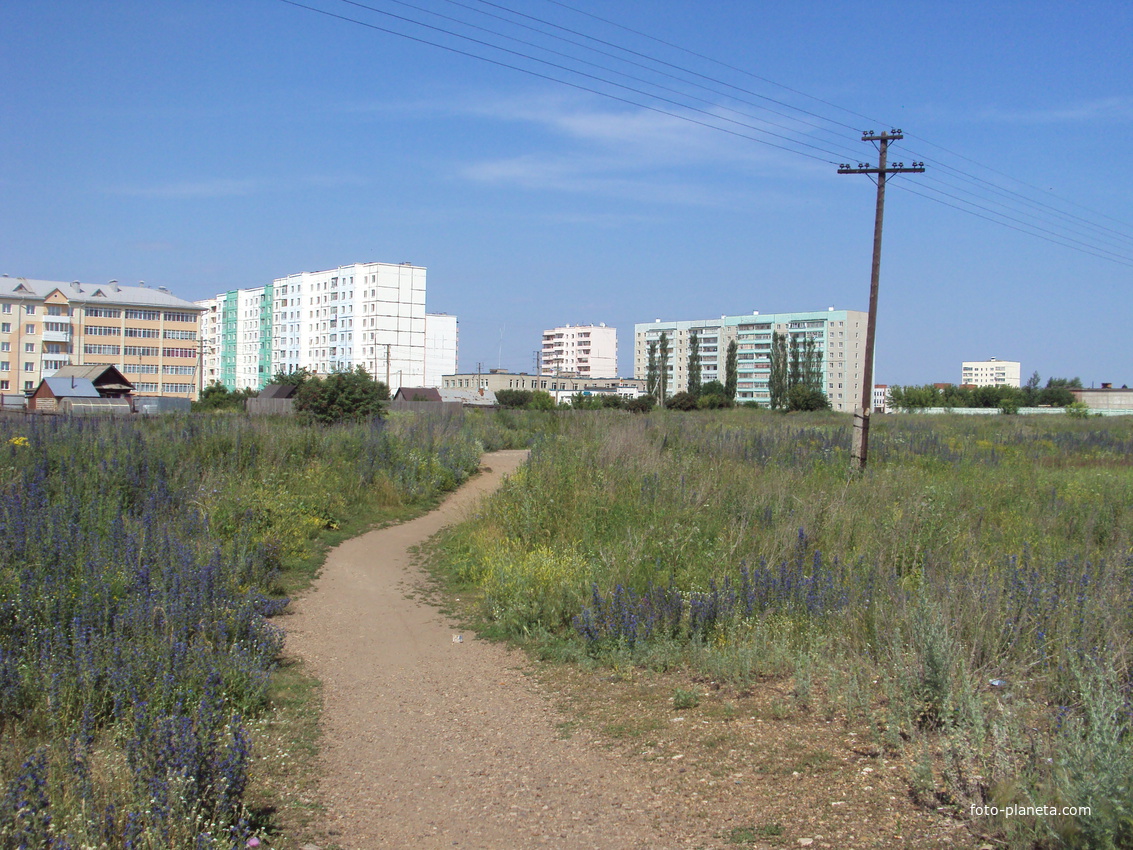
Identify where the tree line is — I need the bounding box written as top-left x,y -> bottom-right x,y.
886,374 -> 1083,413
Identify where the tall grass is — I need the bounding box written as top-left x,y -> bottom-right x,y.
433,410 -> 1133,848
0,412 -> 495,848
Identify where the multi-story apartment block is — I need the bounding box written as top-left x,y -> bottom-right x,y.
540,324 -> 617,378
1,276 -> 204,399
424,313 -> 458,387
634,309 -> 868,412
199,262 -> 455,394
197,286 -> 275,391
274,262 -> 425,391
961,358 -> 1020,388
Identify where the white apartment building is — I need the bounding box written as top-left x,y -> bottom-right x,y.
540,323 -> 617,378
200,263 -> 457,393
634,308 -> 868,412
961,358 -> 1021,388
272,262 -> 426,393
424,313 -> 458,387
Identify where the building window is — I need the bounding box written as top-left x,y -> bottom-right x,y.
25,306 -> 35,315
0,380 -> 7,390
86,307 -> 122,319
23,362 -> 34,372
0,362 -> 7,372
25,325 -> 35,335
24,343 -> 34,353
125,310 -> 160,321
24,381 -> 33,391
1,305 -> 9,314
0,324 -> 9,334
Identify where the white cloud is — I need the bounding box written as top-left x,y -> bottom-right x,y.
452,92 -> 830,206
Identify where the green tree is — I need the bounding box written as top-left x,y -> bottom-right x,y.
788,334 -> 803,389
658,332 -> 670,402
786,385 -> 831,412
768,332 -> 789,410
495,389 -> 533,409
646,340 -> 659,398
888,384 -> 941,411
293,366 -> 388,425
665,391 -> 698,411
272,367 -> 315,386
194,381 -> 257,412
687,331 -> 702,397
625,395 -> 656,413
802,337 -> 823,392
529,390 -> 556,411
724,339 -> 738,401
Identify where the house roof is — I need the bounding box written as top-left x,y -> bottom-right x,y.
393,387 -> 443,402
258,383 -> 298,399
0,277 -> 203,310
49,364 -> 134,390
41,377 -> 101,399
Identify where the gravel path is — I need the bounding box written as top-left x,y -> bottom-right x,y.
286,451 -> 700,849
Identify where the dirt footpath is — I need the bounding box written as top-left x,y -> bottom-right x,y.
286,450 -> 704,849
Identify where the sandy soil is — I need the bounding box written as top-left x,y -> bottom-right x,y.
285,450 -> 977,850
286,450 -> 706,849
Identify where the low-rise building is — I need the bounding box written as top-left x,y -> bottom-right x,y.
441,369 -> 643,401
2,276 -> 204,399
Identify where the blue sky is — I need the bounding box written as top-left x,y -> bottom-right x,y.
3,0 -> 1131,385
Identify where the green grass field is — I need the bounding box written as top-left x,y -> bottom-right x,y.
431,409 -> 1133,849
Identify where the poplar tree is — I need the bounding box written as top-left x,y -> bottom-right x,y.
646,340 -> 659,397
724,339 -> 738,401
687,331 -> 702,397
769,331 -> 789,409
658,332 -> 670,401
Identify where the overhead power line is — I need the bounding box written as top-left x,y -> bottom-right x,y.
272,0 -> 1133,266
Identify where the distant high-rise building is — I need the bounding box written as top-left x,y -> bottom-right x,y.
540,323 -> 618,378
634,309 -> 868,412
961,358 -> 1020,388
199,262 -> 452,394
424,313 -> 458,387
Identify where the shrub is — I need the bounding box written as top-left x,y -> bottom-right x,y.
293,366 -> 389,424
665,391 -> 699,411
496,389 -> 533,409
1065,401 -> 1090,419
785,385 -> 830,412
625,395 -> 656,413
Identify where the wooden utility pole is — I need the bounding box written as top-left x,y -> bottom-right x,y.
838,131 -> 924,470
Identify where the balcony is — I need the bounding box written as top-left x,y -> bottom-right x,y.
42,328 -> 72,344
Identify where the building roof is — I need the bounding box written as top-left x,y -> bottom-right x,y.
40,377 -> 101,399
438,388 -> 497,407
49,364 -> 134,391
393,387 -> 442,402
258,383 -> 298,399
0,276 -> 203,310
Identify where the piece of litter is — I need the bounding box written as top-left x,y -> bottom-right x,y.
453,634 -> 463,643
